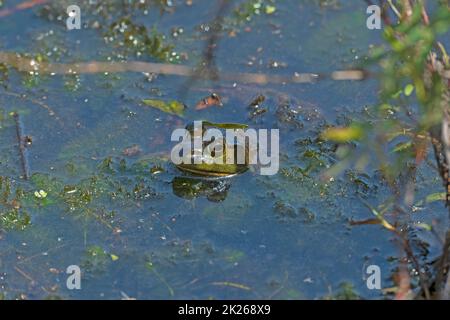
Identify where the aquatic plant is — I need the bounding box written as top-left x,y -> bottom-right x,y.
322,1 -> 450,299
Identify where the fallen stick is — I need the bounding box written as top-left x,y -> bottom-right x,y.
12,112 -> 30,180
4,50 -> 449,85
0,51 -> 371,84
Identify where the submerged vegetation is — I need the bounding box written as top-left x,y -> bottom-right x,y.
0,0 -> 448,300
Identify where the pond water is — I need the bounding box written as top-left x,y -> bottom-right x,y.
0,0 -> 447,299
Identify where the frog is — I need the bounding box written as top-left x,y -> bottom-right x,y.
174,121 -> 253,179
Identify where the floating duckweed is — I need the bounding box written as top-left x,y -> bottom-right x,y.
107,18 -> 175,62
265,5 -> 276,14
110,254 -> 119,261
34,190 -> 48,199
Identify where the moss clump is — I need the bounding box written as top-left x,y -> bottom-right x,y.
107,18 -> 176,62
0,176 -> 31,231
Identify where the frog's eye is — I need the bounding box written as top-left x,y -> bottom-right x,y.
205,141 -> 225,165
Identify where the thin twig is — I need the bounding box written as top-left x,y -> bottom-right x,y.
1,90 -> 56,116
267,271 -> 289,299
12,112 -> 30,180
387,0 -> 401,19
14,266 -> 36,285
17,244 -> 67,265
394,206 -> 432,299
0,51 -> 372,84
435,230 -> 450,299
0,0 -> 48,18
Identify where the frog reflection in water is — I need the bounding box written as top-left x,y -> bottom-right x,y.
172,121 -> 253,202
172,177 -> 231,202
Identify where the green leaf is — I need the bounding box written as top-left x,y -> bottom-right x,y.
142,99 -> 185,116
414,222 -> 432,231
110,254 -> 119,261
360,199 -> 395,231
404,84 -> 414,96
392,141 -> 412,153
265,5 -> 276,15
322,124 -> 364,143
202,121 -> 248,129
425,192 -> 445,203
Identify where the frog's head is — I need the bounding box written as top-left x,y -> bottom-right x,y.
176,121 -> 253,178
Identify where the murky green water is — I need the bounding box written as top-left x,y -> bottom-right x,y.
0,0 -> 447,299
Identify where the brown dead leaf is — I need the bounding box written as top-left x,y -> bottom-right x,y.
414,136 -> 428,165
195,93 -> 223,110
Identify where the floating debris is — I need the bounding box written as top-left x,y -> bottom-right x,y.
142,99 -> 186,116
34,189 -> 48,199
195,93 -> 223,110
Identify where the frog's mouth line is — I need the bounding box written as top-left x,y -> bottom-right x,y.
175,164 -> 249,180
